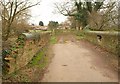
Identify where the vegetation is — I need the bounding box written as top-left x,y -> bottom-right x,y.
29,50 -> 45,66
48,21 -> 59,31
55,0 -> 118,31
39,21 -> 44,26
71,29 -> 119,55
50,36 -> 57,44
1,0 -> 40,41
2,34 -> 25,75
2,39 -> 50,82
1,0 -> 119,82
74,30 -> 85,40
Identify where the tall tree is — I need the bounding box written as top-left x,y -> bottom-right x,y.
1,0 -> 40,41
88,1 -> 117,30
55,0 -> 104,30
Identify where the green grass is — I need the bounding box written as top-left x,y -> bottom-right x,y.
30,51 -> 44,66
50,36 -> 57,44
28,47 -> 49,69
38,56 -> 48,68
74,30 -> 85,40
7,48 -> 48,82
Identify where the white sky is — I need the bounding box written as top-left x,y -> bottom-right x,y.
29,0 -> 117,26
29,0 -> 68,26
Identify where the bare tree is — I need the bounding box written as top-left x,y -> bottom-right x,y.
1,0 -> 41,41
88,1 -> 117,30
54,0 -> 104,30
54,0 -> 75,16
67,16 -> 77,29
55,0 -> 118,31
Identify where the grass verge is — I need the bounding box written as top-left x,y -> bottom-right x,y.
2,46 -> 49,82
72,30 -> 86,40
50,36 -> 57,44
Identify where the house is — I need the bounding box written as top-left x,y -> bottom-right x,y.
35,26 -> 48,31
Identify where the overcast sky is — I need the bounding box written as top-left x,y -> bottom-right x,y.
29,0 -> 117,26
29,0 -> 68,26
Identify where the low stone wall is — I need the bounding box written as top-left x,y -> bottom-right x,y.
84,31 -> 119,55
3,31 -> 51,74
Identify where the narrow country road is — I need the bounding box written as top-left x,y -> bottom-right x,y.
41,34 -> 118,82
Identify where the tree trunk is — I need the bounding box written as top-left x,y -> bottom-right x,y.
3,25 -> 11,41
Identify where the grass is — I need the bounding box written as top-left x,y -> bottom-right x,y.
3,31 -> 51,82
73,29 -> 118,55
50,36 -> 57,44
54,29 -> 64,36
3,48 -> 48,82
38,55 -> 48,68
2,69 -> 30,82
29,51 -> 44,66
28,47 -> 49,69
73,30 -> 86,40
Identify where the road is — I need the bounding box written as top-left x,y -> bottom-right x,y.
41,34 -> 118,82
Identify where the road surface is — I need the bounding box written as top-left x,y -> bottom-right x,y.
41,34 -> 118,82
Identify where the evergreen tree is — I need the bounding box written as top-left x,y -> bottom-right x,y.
39,21 -> 44,26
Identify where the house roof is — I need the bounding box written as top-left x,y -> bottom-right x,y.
32,26 -> 48,30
